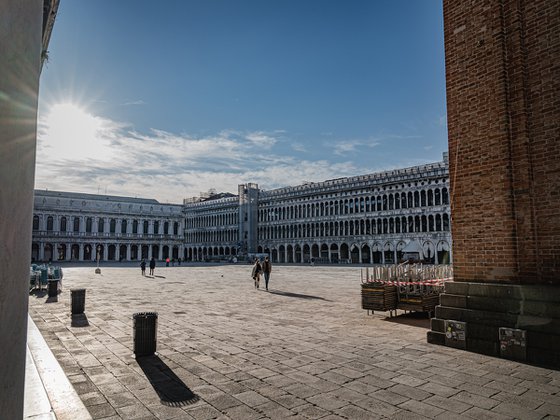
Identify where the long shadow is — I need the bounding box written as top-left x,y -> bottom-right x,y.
154,275 -> 166,279
382,311 -> 430,329
45,294 -> 59,303
136,355 -> 199,407
30,289 -> 48,298
71,313 -> 90,327
267,289 -> 330,301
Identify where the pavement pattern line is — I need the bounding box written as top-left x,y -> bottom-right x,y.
28,265 -> 560,420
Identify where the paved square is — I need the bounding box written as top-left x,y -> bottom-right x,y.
29,265 -> 560,419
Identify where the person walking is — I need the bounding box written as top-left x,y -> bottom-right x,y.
149,257 -> 156,276
251,258 -> 262,289
262,256 -> 272,291
140,259 -> 146,276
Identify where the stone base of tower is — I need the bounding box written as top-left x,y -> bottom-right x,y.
427,282 -> 560,369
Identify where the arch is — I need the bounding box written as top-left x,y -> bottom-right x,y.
56,243 -> 66,261
71,244 -> 80,261
109,218 -> 116,233
372,242 -> 382,264
437,240 -> 451,264
86,217 -> 93,233
303,244 -> 310,263
423,241 -> 436,264
295,245 -> 302,263
33,215 -> 39,230
108,244 -> 116,261
172,246 -> 179,259
311,244 -> 320,260
84,243 -> 92,260
142,245 -> 149,259
119,244 -> 127,261
60,216 -> 67,232
121,219 -> 127,234
162,245 -> 170,259
152,245 -> 160,260
271,248 -> 278,263
396,241 -> 406,263
350,244 -> 360,264
320,243 -> 329,261
286,245 -> 294,263
340,243 -> 349,261
329,243 -> 339,263
46,216 -> 53,231
131,245 -> 139,260
31,243 -> 39,261
361,244 -> 371,264
383,242 -> 395,264
278,245 -> 286,263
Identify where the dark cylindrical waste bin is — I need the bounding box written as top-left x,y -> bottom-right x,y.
47,280 -> 58,297
71,289 -> 86,314
133,312 -> 158,357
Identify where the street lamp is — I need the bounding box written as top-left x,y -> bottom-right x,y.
95,244 -> 101,274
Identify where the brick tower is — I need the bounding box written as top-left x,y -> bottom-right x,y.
429,0 -> 560,366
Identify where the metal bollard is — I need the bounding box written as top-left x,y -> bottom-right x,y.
133,312 -> 158,357
71,288 -> 86,314
47,279 -> 58,297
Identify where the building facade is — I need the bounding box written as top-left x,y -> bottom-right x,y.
33,154 -> 452,264
32,191 -> 184,262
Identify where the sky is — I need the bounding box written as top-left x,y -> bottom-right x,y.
36,0 -> 448,204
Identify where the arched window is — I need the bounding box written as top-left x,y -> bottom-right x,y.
46,216 -> 53,231
154,221 -> 159,234
73,217 -> 80,232
121,219 -> 127,234
133,220 -> 138,234
174,222 -> 179,235
60,217 -> 66,232
421,190 -> 427,207
110,219 -> 116,233
435,189 -> 441,205
388,194 -> 394,210
143,220 -> 148,233
442,188 -> 449,205
428,190 -> 434,206
33,215 -> 39,230
164,221 -> 169,235
443,213 -> 450,231
98,218 -> 104,233
86,217 -> 92,233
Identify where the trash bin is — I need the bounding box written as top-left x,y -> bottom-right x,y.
71,288 -> 86,314
133,312 -> 158,357
47,279 -> 58,297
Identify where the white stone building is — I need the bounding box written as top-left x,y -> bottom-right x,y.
32,191 -> 184,262
33,154 -> 451,264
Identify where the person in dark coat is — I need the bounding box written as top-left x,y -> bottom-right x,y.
262,256 -> 272,291
149,257 -> 156,276
140,259 -> 146,276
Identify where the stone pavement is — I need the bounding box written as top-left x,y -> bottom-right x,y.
28,265 -> 560,420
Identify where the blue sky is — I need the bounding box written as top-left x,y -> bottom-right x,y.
37,0 -> 447,203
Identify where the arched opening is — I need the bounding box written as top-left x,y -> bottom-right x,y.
108,244 -> 116,260
71,244 -> 80,261
340,243 -> 349,262
119,244 -> 127,261
350,245 -> 360,264
361,244 -> 371,264
330,243 -> 339,263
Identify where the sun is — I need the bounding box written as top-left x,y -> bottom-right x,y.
40,102 -> 111,160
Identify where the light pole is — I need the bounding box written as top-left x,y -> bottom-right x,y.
95,244 -> 101,274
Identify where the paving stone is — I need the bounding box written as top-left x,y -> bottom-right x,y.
462,406 -> 513,420
253,401 -> 295,418
233,390 -> 269,407
398,399 -> 445,418
451,390 -> 500,410
388,383 -> 433,401
492,402 -> 546,420
184,403 -> 223,420
80,391 -> 108,407
87,402 -> 117,419
336,404 -> 385,420
27,266 -> 560,420
424,394 -> 472,414
369,389 -> 410,405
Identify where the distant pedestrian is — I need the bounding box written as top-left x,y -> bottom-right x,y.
178,257 -> 181,266
251,258 -> 262,289
262,256 -> 272,291
149,257 -> 156,276
140,259 -> 146,276
166,257 -> 170,267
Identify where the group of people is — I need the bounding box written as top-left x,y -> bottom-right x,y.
140,257 -> 156,276
252,256 -> 272,291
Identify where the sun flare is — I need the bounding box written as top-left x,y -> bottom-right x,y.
40,103 -> 112,161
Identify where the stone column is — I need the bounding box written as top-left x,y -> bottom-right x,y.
0,1 -> 44,417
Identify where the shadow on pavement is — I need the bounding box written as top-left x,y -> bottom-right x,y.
382,311 -> 430,329
71,313 -> 89,327
30,289 -> 48,298
154,275 -> 166,279
137,355 -> 199,407
267,289 -> 330,301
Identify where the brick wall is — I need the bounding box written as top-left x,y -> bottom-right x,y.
444,0 -> 559,284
